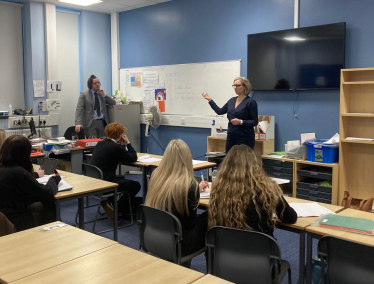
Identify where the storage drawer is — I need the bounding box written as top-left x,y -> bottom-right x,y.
266,171 -> 292,182
297,188 -> 331,200
296,193 -> 331,204
263,165 -> 293,175
297,167 -> 332,180
297,179 -> 332,194
262,159 -> 293,168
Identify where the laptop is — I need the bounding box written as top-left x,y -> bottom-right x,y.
40,158 -> 58,175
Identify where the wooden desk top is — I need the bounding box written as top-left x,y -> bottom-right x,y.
192,274 -> 233,283
32,165 -> 118,199
0,222 -> 116,284
306,208 -> 374,246
11,244 -> 204,284
199,196 -> 344,230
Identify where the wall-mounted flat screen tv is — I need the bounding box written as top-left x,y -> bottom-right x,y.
247,23 -> 346,91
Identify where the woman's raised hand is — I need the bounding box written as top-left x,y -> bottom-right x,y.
202,93 -> 211,101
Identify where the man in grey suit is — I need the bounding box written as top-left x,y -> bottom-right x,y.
75,75 -> 116,138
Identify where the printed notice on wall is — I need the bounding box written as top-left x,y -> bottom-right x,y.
130,72 -> 142,87
33,80 -> 45,97
155,89 -> 166,112
143,71 -> 159,88
47,81 -> 62,92
46,99 -> 61,111
143,89 -> 155,113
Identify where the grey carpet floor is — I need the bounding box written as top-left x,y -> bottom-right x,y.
59,174 -> 317,284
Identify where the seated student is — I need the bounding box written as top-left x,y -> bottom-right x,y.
145,139 -> 209,256
208,144 -> 297,237
0,135 -> 61,232
90,122 -> 141,219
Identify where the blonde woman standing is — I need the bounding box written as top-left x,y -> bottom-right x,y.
202,77 -> 258,153
208,145 -> 297,237
146,139 -> 209,256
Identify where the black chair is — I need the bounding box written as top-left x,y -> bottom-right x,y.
64,126 -> 85,140
137,205 -> 204,267
318,236 -> 374,284
205,226 -> 291,284
75,163 -> 134,233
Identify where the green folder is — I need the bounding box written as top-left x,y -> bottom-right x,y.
319,214 -> 374,235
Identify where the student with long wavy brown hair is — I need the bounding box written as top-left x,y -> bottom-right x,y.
145,139 -> 209,257
208,144 -> 297,237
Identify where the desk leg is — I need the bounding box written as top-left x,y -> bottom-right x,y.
56,200 -> 61,221
71,149 -> 83,174
78,198 -> 84,229
306,233 -> 313,284
142,166 -> 148,202
299,231 -> 306,284
113,187 -> 118,241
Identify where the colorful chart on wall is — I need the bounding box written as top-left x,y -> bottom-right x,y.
120,60 -> 241,116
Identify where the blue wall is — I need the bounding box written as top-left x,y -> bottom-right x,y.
80,11 -> 112,96
119,0 -> 374,154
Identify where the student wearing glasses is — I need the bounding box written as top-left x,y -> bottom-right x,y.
202,77 -> 258,153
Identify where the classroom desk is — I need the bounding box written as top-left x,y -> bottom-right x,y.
32,165 -> 119,240
305,208 -> 374,283
11,244 -> 205,284
191,274 -> 234,283
0,222 -> 117,284
199,196 -> 344,284
87,152 -> 217,201
33,145 -> 93,174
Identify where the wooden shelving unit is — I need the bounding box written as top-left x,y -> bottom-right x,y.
339,68 -> 374,200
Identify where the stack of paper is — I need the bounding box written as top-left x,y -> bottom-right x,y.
192,160 -> 206,165
289,202 -> 335,217
137,155 -> 162,163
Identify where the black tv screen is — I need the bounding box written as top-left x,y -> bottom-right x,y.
247,23 -> 346,91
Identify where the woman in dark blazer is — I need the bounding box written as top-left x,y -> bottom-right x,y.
202,77 -> 258,153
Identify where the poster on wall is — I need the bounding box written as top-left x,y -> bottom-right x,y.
33,80 -> 45,97
130,71 -> 142,87
155,88 -> 166,112
47,80 -> 62,92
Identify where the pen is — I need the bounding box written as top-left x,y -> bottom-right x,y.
200,171 -> 204,182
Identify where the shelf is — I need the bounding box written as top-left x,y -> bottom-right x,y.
341,139 -> 374,145
294,159 -> 338,167
341,113 -> 374,117
342,81 -> 374,85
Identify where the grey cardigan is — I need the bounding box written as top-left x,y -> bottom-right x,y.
75,89 -> 116,129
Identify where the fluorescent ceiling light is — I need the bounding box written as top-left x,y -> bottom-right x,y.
59,0 -> 102,6
284,37 -> 306,41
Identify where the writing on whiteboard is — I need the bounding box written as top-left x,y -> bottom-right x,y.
166,71 -> 180,78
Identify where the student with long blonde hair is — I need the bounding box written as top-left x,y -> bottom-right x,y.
208,144 -> 297,237
0,129 -> 6,149
145,139 -> 209,256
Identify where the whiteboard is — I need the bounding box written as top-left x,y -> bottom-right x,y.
119,60 -> 241,116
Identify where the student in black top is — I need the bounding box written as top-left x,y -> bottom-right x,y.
145,139 -> 209,257
202,77 -> 258,152
0,135 -> 61,232
208,144 -> 297,237
90,122 -> 141,218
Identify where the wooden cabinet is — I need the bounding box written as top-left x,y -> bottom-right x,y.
339,68 -> 374,200
207,136 -> 274,157
262,157 -> 339,205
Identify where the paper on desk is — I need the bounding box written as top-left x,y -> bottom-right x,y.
301,133 -> 316,144
41,223 -> 67,231
289,202 -> 335,218
137,156 -> 161,163
192,160 -> 206,165
270,177 -> 290,185
37,175 -> 72,191
200,188 -> 211,198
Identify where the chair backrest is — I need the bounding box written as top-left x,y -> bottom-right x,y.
64,126 -> 85,140
137,205 -> 183,264
318,236 -> 374,284
82,163 -> 103,180
0,211 -> 16,236
206,226 -> 283,284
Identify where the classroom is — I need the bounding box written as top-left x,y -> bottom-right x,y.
1,0 -> 374,283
